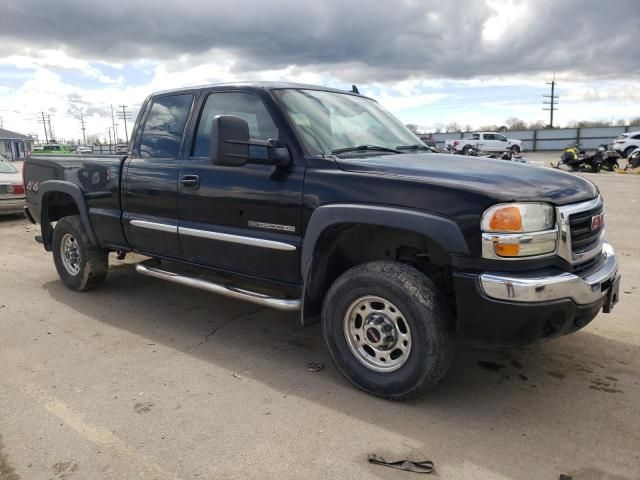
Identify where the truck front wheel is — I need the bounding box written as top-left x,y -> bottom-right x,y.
52,215 -> 108,291
321,261 -> 453,399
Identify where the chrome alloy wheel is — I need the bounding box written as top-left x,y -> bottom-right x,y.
343,295 -> 412,372
60,233 -> 81,276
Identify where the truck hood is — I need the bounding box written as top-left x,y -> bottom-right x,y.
334,153 -> 598,206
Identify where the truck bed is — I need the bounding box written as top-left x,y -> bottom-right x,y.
24,153 -> 128,248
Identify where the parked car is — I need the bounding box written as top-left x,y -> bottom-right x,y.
0,157 -> 25,215
115,144 -> 128,154
446,132 -> 522,153
23,82 -> 620,399
611,131 -> 640,158
76,146 -> 93,154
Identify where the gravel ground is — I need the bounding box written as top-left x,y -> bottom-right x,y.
0,168 -> 638,480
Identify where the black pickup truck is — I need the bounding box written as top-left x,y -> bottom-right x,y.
24,82 -> 620,399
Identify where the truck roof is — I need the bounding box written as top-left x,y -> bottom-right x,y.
151,81 -> 370,99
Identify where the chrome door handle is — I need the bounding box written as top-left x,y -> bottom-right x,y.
180,175 -> 200,189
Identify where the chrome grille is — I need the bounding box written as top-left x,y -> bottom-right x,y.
556,197 -> 605,265
569,204 -> 604,254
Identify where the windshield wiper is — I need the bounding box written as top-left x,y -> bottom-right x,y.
396,144 -> 433,151
330,144 -> 401,155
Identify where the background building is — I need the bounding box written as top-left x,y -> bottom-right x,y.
0,128 -> 35,160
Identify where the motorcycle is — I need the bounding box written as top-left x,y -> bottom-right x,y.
552,143 -> 585,171
464,144 -> 488,157
487,149 -> 528,163
599,144 -> 621,172
553,144 -> 605,173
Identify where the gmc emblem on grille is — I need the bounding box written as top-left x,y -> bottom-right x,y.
591,212 -> 604,231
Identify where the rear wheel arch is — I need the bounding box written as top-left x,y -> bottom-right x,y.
624,146 -> 637,157
39,181 -> 98,250
300,204 -> 468,326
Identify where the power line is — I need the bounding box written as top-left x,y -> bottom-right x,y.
543,75 -> 559,128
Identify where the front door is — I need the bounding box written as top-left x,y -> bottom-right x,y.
122,92 -> 195,258
177,90 -> 303,283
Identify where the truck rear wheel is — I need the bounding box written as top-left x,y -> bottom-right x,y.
321,261 -> 453,400
52,215 -> 108,291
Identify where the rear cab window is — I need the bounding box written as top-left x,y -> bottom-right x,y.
138,94 -> 194,158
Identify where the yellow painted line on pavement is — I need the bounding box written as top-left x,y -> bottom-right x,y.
13,381 -> 182,480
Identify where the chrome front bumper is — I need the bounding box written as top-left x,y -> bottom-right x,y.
480,242 -> 618,304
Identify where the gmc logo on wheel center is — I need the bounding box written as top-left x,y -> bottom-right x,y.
591,212 -> 604,231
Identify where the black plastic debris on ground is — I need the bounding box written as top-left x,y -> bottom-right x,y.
307,361 -> 324,372
368,453 -> 434,474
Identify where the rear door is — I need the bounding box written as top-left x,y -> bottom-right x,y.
122,92 -> 195,258
177,89 -> 304,283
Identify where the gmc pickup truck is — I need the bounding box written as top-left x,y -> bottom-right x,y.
24,82 -> 620,399
446,131 -> 522,153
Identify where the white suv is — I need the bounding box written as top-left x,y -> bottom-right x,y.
612,131 -> 640,157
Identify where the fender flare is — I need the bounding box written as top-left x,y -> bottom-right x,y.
38,180 -> 99,247
301,203 -> 469,274
299,203 -> 469,326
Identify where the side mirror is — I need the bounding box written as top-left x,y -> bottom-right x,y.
211,115 -> 291,167
211,115 -> 250,166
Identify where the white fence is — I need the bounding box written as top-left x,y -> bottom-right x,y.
424,126 -> 634,151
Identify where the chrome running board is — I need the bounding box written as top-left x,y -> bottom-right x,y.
135,261 -> 301,311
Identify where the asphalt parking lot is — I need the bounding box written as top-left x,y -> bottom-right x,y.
1,164 -> 639,479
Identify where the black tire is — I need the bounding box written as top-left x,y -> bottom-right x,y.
52,215 -> 108,291
510,145 -> 521,154
321,261 -> 454,400
461,145 -> 472,155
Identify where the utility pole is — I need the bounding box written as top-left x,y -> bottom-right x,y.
543,76 -> 559,128
0,116 -> 3,129
110,105 -> 117,146
80,112 -> 87,145
108,127 -> 113,154
38,112 -> 50,144
117,105 -> 132,144
47,115 -> 54,142
114,123 -> 119,144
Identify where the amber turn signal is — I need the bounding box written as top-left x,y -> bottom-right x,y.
489,207 -> 523,232
494,243 -> 520,257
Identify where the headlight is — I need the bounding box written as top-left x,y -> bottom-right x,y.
482,203 -> 554,233
481,203 -> 557,259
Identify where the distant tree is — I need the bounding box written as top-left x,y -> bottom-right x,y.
505,117 -> 527,131
446,122 -> 461,132
629,116 -> 640,126
577,120 -> 611,128
615,119 -> 627,126
435,127 -> 442,133
406,123 -> 419,133
528,120 -> 547,130
478,124 -> 499,131
464,124 -> 473,132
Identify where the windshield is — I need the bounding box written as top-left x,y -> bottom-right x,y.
0,160 -> 18,174
274,89 -> 424,155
